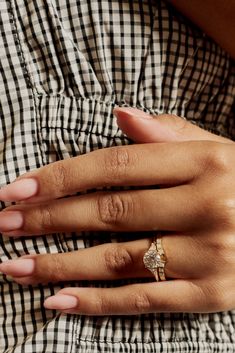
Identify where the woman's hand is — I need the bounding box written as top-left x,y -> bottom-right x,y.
0,107 -> 234,315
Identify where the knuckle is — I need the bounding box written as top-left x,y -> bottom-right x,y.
193,192 -> 218,228
132,291 -> 151,313
208,294 -> 224,311
46,255 -> 65,282
160,114 -> 189,135
208,233 -> 235,265
203,143 -> 230,175
103,147 -> 136,182
36,254 -> 65,283
97,193 -> 134,226
50,162 -> 68,193
38,205 -> 55,232
104,245 -> 133,273
219,198 -> 235,229
202,282 -> 230,311
197,191 -> 234,229
94,294 -> 110,315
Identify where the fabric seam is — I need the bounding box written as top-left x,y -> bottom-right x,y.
76,337 -> 235,344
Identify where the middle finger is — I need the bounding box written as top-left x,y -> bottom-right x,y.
0,186 -> 204,236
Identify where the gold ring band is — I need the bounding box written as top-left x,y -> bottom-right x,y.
143,235 -> 167,281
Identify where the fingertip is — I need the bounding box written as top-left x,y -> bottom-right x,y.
44,294 -> 79,310
113,106 -> 153,120
0,258 -> 35,277
113,107 -> 181,143
1,231 -> 29,238
0,178 -> 39,202
11,276 -> 36,286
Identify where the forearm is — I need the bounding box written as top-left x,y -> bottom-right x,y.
167,0 -> 235,59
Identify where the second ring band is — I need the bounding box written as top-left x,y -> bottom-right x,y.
143,235 -> 167,281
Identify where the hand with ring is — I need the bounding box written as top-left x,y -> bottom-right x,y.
0,107 -> 234,316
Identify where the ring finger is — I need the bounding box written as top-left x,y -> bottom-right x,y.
0,235 -> 206,285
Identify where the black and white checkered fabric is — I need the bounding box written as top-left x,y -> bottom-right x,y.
0,0 -> 235,352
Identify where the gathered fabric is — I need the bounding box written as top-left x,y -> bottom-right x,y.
0,0 -> 235,352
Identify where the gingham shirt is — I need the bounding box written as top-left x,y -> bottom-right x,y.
0,0 -> 235,352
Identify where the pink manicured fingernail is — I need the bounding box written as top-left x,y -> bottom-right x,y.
113,107 -> 153,119
44,295 -> 78,310
0,178 -> 38,201
0,211 -> 23,231
0,258 -> 35,277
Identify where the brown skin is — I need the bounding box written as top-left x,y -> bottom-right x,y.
0,3 -> 234,316
0,108 -> 234,315
167,0 -> 235,59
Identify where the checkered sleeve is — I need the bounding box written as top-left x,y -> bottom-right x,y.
0,0 -> 235,352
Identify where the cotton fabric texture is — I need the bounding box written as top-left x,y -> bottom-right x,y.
0,0 -> 235,352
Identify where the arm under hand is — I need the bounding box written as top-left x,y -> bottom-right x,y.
167,0 -> 235,59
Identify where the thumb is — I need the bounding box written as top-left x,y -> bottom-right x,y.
113,107 -> 231,143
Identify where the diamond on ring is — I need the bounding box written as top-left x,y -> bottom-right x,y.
143,236 -> 167,281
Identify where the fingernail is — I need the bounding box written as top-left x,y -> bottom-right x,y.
44,295 -> 78,310
113,107 -> 153,120
0,178 -> 38,201
0,258 -> 35,277
0,211 -> 23,232
1,231 -> 25,238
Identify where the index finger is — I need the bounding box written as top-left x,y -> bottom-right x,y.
0,141 -> 211,202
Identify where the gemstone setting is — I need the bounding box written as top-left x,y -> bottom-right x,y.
143,244 -> 166,277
